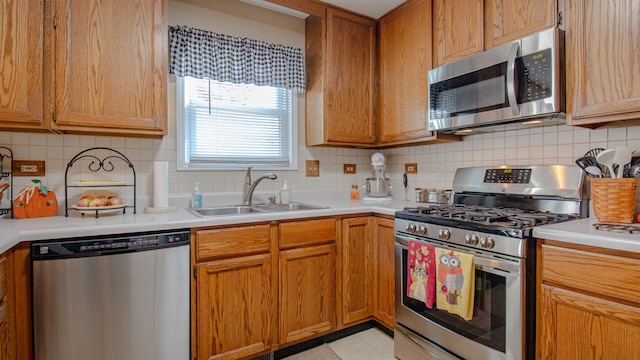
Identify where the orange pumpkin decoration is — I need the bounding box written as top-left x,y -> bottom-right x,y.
14,180 -> 58,219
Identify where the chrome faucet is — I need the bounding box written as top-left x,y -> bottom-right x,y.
242,167 -> 278,205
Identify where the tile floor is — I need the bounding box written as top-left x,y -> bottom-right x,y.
327,328 -> 395,360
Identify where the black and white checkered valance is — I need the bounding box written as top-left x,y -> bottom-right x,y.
169,25 -> 305,92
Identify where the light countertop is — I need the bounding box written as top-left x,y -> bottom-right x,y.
3,189 -> 640,254
0,189 -> 407,253
533,217 -> 640,253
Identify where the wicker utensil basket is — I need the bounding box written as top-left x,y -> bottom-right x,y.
591,178 -> 637,223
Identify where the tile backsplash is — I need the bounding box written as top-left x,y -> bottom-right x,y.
2,124 -> 640,205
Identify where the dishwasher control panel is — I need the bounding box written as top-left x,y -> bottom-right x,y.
31,230 -> 190,260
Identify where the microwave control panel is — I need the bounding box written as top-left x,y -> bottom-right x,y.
519,48 -> 552,103
484,168 -> 532,184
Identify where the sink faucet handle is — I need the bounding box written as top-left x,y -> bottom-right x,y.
268,196 -> 277,204
244,167 -> 252,185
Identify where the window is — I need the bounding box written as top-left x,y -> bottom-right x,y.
177,76 -> 297,170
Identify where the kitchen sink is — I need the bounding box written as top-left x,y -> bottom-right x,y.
186,205 -> 267,217
252,202 -> 329,212
186,202 -> 328,217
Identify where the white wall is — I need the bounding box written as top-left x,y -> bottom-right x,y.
2,0 -> 640,208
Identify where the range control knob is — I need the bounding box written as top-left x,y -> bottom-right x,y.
480,236 -> 495,249
438,229 -> 451,240
465,233 -> 479,246
406,223 -> 417,233
417,225 -> 428,236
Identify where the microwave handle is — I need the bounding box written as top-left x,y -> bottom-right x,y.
506,42 -> 520,116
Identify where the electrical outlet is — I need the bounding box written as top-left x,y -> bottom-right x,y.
14,160 -> 46,176
405,163 -> 418,174
306,160 -> 320,177
343,164 -> 356,174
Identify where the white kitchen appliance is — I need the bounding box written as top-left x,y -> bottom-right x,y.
363,152 -> 393,202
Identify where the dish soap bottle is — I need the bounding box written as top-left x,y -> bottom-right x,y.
192,182 -> 202,209
280,180 -> 291,204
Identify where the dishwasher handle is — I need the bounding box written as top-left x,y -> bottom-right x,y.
31,229 -> 190,260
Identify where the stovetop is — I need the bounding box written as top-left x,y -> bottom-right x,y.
393,166 -> 586,258
397,204 -> 580,233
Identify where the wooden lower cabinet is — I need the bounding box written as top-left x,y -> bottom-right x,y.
192,215 -> 396,358
339,216 -> 396,330
340,217 -> 374,326
538,241 -> 640,359
193,224 -> 275,360
0,253 -> 9,360
373,217 -> 395,329
195,254 -> 274,360
279,244 -> 336,344
0,243 -> 32,360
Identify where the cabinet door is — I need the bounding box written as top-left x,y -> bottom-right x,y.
340,217 -> 373,326
53,0 -> 167,136
196,254 -> 273,360
306,8 -> 376,147
0,0 -> 49,131
0,254 -> 8,360
484,0 -> 557,49
539,285 -> 640,359
279,244 -> 336,344
373,217 -> 395,330
567,0 -> 640,126
378,0 -> 434,145
432,0 -> 483,67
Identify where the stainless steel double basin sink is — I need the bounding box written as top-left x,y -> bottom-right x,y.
186,202 -> 328,217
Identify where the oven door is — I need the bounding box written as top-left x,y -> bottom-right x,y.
394,233 -> 525,360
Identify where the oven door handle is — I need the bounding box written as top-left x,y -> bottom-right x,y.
475,264 -> 519,278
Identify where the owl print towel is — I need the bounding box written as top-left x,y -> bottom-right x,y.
436,249 -> 475,320
406,240 -> 436,309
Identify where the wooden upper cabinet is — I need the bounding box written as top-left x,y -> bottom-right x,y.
567,0 -> 640,126
432,0 -> 484,67
484,0 -> 557,49
53,0 -> 167,137
0,0 -> 50,131
378,0 -> 432,145
306,7 -> 377,146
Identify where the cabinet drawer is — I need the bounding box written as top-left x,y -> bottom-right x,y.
541,244 -> 640,304
195,224 -> 271,262
279,218 -> 337,249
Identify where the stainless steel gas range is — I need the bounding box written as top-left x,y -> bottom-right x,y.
394,165 -> 587,360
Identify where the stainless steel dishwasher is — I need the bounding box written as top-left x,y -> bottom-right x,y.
31,229 -> 190,360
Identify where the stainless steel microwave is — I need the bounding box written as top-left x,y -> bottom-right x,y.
428,27 -> 564,133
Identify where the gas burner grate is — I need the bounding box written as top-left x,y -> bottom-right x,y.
593,223 -> 640,234
400,205 -> 579,230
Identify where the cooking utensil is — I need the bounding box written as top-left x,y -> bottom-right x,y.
613,147 -> 633,178
584,148 -> 605,158
584,165 -> 602,177
575,156 -> 602,177
402,173 -> 409,201
630,164 -> 640,178
596,149 -> 616,178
